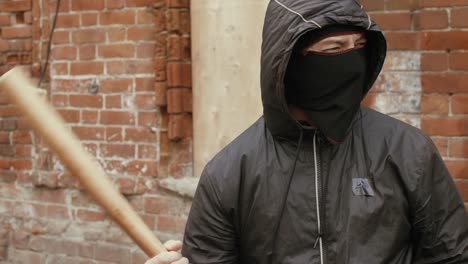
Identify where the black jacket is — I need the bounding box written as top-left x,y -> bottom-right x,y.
182,0 -> 468,263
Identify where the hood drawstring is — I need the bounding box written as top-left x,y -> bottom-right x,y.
270,128 -> 304,260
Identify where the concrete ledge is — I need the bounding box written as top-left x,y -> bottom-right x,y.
158,177 -> 199,199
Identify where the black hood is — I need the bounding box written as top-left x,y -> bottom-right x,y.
260,0 -> 387,141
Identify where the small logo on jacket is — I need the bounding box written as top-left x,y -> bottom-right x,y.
352,178 -> 375,196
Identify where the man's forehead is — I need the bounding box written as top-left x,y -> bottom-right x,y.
314,32 -> 365,44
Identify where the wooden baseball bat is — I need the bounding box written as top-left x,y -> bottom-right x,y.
0,67 -> 167,257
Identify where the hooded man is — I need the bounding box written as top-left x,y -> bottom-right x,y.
146,0 -> 468,263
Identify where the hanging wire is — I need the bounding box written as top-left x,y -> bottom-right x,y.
37,0 -> 61,88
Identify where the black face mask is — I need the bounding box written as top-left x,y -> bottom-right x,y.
285,47 -> 368,143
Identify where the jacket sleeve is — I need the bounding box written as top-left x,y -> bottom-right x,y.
182,165 -> 239,264
412,140 -> 468,263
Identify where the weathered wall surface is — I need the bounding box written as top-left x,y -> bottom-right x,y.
191,0 -> 267,177
0,0 -> 193,263
361,0 -> 468,208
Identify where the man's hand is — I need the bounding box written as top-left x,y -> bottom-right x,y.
144,240 -> 188,264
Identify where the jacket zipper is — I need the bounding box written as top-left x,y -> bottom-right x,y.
313,132 -> 325,264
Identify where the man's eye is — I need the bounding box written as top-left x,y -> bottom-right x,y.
356,41 -> 367,48
323,46 -> 341,52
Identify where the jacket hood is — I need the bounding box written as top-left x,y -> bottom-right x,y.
260,0 -> 387,141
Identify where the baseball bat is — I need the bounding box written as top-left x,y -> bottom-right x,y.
0,67 -> 167,257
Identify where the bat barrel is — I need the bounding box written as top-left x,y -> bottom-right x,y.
0,67 -> 166,257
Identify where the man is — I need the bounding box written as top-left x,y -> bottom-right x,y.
146,0 -> 468,263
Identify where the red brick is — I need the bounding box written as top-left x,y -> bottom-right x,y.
167,35 -> 190,60
100,111 -> 136,125
414,10 -> 448,30
100,78 -> 132,93
144,196 -> 184,214
82,110 -> 98,124
98,44 -> 135,58
72,126 -> 105,140
433,138 -> 448,157
127,26 -> 154,41
52,62 -> 68,75
455,180 -> 468,202
449,51 -> 468,71
55,14 -> 79,28
450,139 -> 468,158
421,31 -> 468,50
124,127 -> 157,142
421,117 -> 468,136
125,0 -> 154,7
75,209 -> 106,222
101,144 -> 135,158
1,26 -> 31,39
370,12 -> 412,30
421,0 -> 468,7
15,145 -> 32,157
79,45 -> 96,60
52,31 -> 70,44
11,159 -> 32,170
452,95 -> 468,114
23,11 -> 31,24
0,14 -> 10,26
70,61 -> 104,75
166,9 -> 190,34
69,94 -> 103,108
452,8 -> 468,28
127,160 -> 157,176
167,63 -> 192,87
421,52 -> 448,71
138,112 -> 158,127
385,0 -> 419,10
168,114 -> 192,140
72,29 -> 105,44
71,0 -> 105,11
106,127 -> 123,142
167,0 -> 189,8
157,215 -> 186,233
46,205 -> 69,220
132,94 -> 156,110
0,106 -> 17,117
107,0 -> 125,9
421,94 -> 449,114
138,144 -> 157,159
106,60 -> 153,74
95,244 -> 131,263
100,10 -> 135,25
449,161 -> 468,179
57,109 -> 80,123
107,27 -> 126,42
0,1 -> 31,12
384,32 -> 420,50
422,73 -> 468,93
52,94 -> 68,107
0,40 -> 9,51
135,77 -> 155,91
51,46 -> 77,60
136,9 -> 155,25
154,58 -> 166,81
80,13 -> 98,26
136,43 -> 155,58
12,131 -> 32,144
105,94 -> 122,108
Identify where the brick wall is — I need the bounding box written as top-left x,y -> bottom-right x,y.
0,0 -> 192,262
361,0 -> 468,208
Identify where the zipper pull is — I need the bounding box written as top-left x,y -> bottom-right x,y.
313,233 -> 322,249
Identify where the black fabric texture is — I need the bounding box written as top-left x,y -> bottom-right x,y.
182,1 -> 468,263
285,48 -> 368,143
